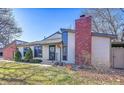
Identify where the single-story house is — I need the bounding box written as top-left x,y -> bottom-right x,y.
3,15 -> 116,68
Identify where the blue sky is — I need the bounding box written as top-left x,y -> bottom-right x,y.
13,8 -> 83,42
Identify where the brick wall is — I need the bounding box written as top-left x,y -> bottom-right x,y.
3,42 -> 17,60
75,15 -> 92,65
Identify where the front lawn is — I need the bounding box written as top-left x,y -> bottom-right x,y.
0,61 -> 124,84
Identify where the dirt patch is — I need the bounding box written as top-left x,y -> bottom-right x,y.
78,68 -> 124,84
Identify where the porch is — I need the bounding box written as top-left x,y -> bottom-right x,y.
42,43 -> 62,63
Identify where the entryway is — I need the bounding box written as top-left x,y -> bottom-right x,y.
49,45 -> 56,60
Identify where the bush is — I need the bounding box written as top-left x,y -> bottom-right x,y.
20,59 -> 25,62
29,59 -> 42,63
14,50 -> 22,62
53,62 -> 59,66
53,62 -> 65,66
19,59 -> 42,63
24,48 -> 33,62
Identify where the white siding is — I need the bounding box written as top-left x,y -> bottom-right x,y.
56,45 -> 61,61
63,32 -> 75,64
42,45 -> 49,60
91,36 -> 111,68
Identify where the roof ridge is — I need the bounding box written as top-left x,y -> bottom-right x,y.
42,31 -> 61,41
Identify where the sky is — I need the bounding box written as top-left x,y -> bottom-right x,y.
13,8 -> 83,42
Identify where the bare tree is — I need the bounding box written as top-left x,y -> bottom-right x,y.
119,8 -> 124,41
0,8 -> 22,47
85,8 -> 124,40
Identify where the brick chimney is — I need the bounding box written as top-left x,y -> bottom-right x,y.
75,15 -> 92,65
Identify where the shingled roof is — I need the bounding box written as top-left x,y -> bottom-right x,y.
17,31 -> 62,47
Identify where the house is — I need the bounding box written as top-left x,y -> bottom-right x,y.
16,29 -> 75,64
3,15 -> 116,68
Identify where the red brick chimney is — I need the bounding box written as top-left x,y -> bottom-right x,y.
75,15 -> 92,65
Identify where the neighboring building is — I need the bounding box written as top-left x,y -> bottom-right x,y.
3,15 -> 116,68
3,40 -> 27,60
0,48 -> 3,59
0,43 -> 5,59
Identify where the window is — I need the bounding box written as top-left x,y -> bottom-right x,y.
63,46 -> 67,60
62,32 -> 68,46
23,47 -> 29,56
34,46 -> 42,57
0,52 -> 3,57
62,32 -> 68,60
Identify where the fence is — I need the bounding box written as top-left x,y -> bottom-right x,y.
111,47 -> 124,69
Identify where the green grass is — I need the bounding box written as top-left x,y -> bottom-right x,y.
0,61 -> 123,85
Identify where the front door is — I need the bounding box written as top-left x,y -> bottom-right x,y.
49,45 -> 56,60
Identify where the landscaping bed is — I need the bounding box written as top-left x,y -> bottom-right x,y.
0,61 -> 124,84
18,59 -> 42,64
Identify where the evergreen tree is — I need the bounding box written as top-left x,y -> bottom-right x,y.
14,49 -> 22,62
24,48 -> 33,62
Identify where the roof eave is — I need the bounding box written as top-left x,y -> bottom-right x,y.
91,32 -> 117,39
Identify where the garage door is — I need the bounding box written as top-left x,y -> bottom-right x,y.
112,48 -> 124,69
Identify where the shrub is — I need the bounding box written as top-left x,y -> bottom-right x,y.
14,49 -> 22,62
80,50 -> 91,65
19,59 -> 42,63
53,62 -> 65,66
53,62 -> 59,66
20,59 -> 26,62
24,48 -> 33,62
29,59 -> 42,63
